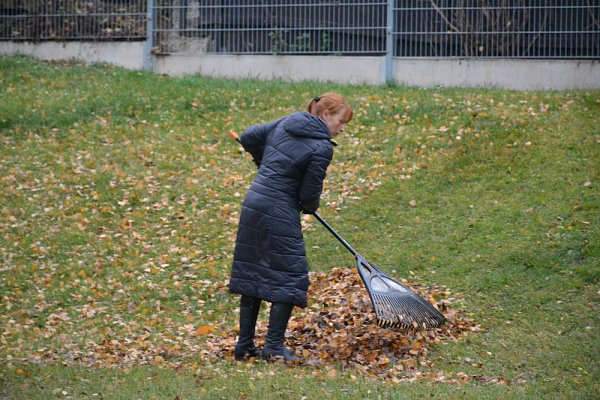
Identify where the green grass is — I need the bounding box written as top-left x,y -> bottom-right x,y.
1,55 -> 599,399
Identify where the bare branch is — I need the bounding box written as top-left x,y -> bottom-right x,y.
429,0 -> 461,33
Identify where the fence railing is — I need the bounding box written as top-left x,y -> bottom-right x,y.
1,1 -> 598,59
393,1 -> 600,59
0,1 -> 147,41
153,1 -> 388,55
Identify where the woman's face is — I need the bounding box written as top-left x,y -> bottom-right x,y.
321,109 -> 347,138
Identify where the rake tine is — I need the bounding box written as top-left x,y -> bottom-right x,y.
389,299 -> 397,320
400,298 -> 418,321
394,309 -> 406,325
390,299 -> 405,321
412,296 -> 439,319
408,301 -> 435,327
387,299 -> 398,318
413,300 -> 431,322
392,298 -> 408,321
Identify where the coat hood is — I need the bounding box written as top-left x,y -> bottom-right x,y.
283,111 -> 330,140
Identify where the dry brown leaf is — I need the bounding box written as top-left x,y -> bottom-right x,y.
195,325 -> 215,335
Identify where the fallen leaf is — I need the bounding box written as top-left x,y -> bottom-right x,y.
195,325 -> 215,335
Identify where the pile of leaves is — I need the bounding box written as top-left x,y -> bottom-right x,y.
211,268 -> 481,381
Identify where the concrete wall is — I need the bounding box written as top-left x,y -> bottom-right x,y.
0,41 -> 145,70
394,58 -> 600,90
1,41 -> 599,90
154,54 -> 383,85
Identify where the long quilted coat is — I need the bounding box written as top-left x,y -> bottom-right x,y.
229,111 -> 333,308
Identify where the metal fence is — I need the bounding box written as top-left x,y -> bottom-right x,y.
0,0 -> 147,41
394,1 -> 600,59
1,1 -> 599,59
152,1 -> 388,55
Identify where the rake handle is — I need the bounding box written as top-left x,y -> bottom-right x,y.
311,212 -> 357,258
228,129 -> 359,258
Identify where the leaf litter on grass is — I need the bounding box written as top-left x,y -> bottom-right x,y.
4,62 -> 569,387
2,265 -> 487,384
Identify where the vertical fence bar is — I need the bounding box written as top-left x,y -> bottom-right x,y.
143,0 -> 155,71
384,0 -> 396,83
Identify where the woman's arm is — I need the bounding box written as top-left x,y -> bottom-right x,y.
298,143 -> 333,213
240,118 -> 283,166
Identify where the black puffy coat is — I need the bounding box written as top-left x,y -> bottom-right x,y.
229,111 -> 333,308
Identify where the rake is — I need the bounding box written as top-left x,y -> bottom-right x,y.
312,212 -> 445,331
228,130 -> 445,331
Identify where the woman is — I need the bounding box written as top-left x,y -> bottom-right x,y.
229,93 -> 353,361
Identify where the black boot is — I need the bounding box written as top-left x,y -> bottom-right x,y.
234,295 -> 262,361
261,302 -> 301,362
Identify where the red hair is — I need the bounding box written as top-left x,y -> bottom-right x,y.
306,93 -> 353,124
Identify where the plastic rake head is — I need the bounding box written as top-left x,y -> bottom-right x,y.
357,258 -> 446,331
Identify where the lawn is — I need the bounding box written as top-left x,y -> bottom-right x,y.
0,55 -> 598,399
